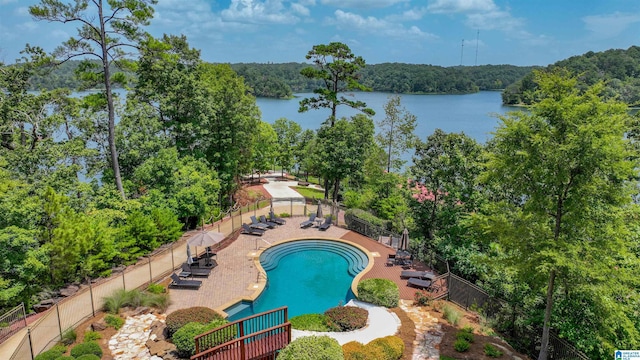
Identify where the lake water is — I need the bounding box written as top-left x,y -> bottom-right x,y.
257,91 -> 515,143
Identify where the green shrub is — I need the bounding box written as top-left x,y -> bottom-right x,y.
279,212 -> 291,218
484,343 -> 503,357
443,305 -> 460,326
53,356 -> 73,360
277,335 -> 344,360
166,306 -> 223,337
70,341 -> 103,358
344,209 -> 389,229
103,288 -> 169,313
325,306 -> 368,332
342,341 -> 367,360
456,329 -> 474,343
356,278 -> 399,308
75,355 -> 101,360
60,328 -> 76,346
368,336 -> 404,360
414,290 -> 431,306
104,314 -> 124,330
34,346 -> 66,360
290,314 -> 331,331
440,356 -> 456,360
172,319 -> 231,357
146,283 -> 166,294
453,339 -> 470,352
83,331 -> 102,342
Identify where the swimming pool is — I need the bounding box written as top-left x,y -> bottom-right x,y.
225,239 -> 369,321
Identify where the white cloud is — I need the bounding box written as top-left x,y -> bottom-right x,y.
291,3 -> 310,16
329,10 -> 438,40
321,0 -> 408,8
583,12 -> 640,39
466,10 -> 522,31
427,0 -> 497,14
386,7 -> 427,21
0,0 -> 18,4
221,0 -> 300,25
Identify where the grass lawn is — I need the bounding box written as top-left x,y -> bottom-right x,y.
292,186 -> 325,199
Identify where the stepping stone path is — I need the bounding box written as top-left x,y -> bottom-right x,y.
108,313 -> 166,360
399,300 -> 443,360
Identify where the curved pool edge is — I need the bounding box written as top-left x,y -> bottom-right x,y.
214,236 -> 375,319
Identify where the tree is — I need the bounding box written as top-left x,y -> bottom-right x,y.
410,129 -> 483,273
273,118 -> 301,176
251,121 -> 277,178
376,95 -> 418,172
316,114 -> 375,201
299,42 -> 374,126
29,0 -> 158,198
477,69 -> 638,359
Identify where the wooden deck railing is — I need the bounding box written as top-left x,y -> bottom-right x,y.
192,307 -> 290,360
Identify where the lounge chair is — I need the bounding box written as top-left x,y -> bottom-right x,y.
250,215 -> 269,230
169,273 -> 202,289
407,277 -> 431,289
269,210 -> 286,225
259,215 -> 278,228
318,217 -> 332,231
400,270 -> 434,280
300,213 -> 317,228
386,254 -> 396,267
181,263 -> 211,277
242,223 -> 265,236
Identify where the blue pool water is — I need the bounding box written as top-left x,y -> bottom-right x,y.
226,240 -> 368,321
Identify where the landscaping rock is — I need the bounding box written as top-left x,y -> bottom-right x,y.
91,321 -> 107,331
33,301 -> 54,313
149,320 -> 167,340
59,284 -> 80,297
146,339 -> 176,357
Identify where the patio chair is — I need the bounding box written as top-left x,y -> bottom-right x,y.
400,270 -> 434,280
386,254 -> 396,267
259,215 -> 278,228
169,273 -> 202,289
407,277 -> 432,289
250,215 -> 270,230
318,216 -> 332,231
242,223 -> 265,236
300,213 -> 317,228
181,263 -> 211,277
269,210 -> 286,225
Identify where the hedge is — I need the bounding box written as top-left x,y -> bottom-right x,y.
356,278 -> 399,308
277,335 -> 344,360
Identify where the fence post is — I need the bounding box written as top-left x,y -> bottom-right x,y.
148,256 -> 153,283
55,304 -> 62,341
28,328 -> 34,360
170,245 -> 175,270
122,271 -> 126,291
88,278 -> 95,317
21,302 -> 27,328
231,212 -> 235,232
254,200 -> 257,217
290,198 -> 293,217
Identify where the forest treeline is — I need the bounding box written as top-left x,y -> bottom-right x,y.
27,59 -> 534,98
503,45 -> 640,106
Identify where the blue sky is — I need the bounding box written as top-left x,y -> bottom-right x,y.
1,0 -> 639,66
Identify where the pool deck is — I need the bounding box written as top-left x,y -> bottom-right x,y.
166,217 -> 439,315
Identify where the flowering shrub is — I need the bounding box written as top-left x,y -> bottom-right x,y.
166,306 -> 223,337
325,306 -> 368,332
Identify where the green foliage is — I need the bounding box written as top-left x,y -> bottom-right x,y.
376,95 -> 418,172
414,290 -> 431,307
104,315 -> 124,330
324,306 -> 368,332
69,341 -> 102,358
368,336 -> 404,360
443,306 -> 461,326
456,328 -> 474,343
146,283 -> 166,294
440,356 -> 456,360
484,343 -> 503,357
172,319 -> 230,357
290,314 -> 331,332
54,356 -> 73,359
294,186 -> 325,199
165,306 -> 223,337
356,278 -> 399,308
453,339 -> 471,352
83,331 -> 101,342
34,346 -> 66,360
277,335 -> 344,360
60,328 -> 76,346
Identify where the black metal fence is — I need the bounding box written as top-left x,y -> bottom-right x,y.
345,214 -> 591,360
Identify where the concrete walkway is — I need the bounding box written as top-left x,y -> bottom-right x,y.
291,300 -> 401,345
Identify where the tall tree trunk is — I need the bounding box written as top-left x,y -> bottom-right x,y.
333,178 -> 340,202
538,269 -> 556,360
324,178 -> 330,200
98,1 -> 125,199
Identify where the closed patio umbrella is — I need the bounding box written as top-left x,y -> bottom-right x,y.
400,228 -> 410,251
186,244 -> 194,265
316,200 -> 323,220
